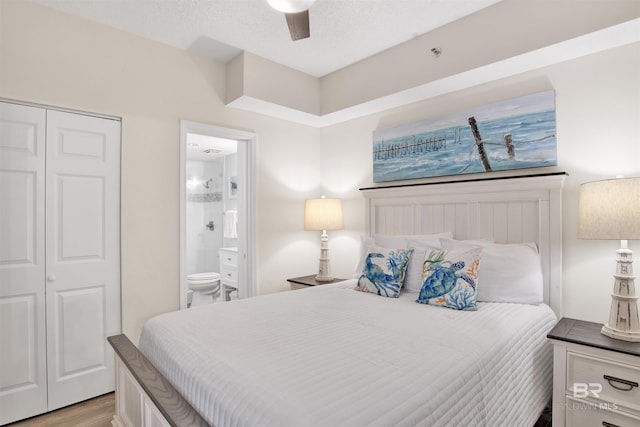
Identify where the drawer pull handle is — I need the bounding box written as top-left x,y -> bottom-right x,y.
602,422 -> 620,427
603,374 -> 638,391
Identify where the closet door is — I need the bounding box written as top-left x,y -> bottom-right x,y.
0,103 -> 48,424
45,110 -> 121,410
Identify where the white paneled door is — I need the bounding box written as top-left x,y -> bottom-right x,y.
0,103 -> 48,424
44,110 -> 120,410
0,102 -> 121,424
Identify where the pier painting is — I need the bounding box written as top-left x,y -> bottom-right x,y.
373,90 -> 557,182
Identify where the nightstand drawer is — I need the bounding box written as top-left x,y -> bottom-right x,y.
567,352 -> 640,414
566,396 -> 640,426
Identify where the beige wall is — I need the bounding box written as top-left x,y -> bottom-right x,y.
0,0 -> 324,342
2,1 -> 639,343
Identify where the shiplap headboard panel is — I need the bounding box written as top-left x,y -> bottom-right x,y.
360,173 -> 566,317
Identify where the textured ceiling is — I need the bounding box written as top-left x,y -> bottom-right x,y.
33,0 -> 503,77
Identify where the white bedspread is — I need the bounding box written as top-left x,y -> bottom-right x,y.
139,280 -> 556,427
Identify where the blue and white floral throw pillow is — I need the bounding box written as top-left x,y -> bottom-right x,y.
416,247 -> 482,310
356,246 -> 413,298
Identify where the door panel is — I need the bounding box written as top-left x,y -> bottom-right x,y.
0,170 -> 37,266
57,175 -> 105,261
57,128 -> 107,161
45,110 -> 120,410
0,102 -> 47,424
54,286 -> 106,377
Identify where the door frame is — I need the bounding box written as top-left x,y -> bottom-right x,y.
179,120 -> 256,308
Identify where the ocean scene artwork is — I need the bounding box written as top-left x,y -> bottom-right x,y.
372,90 -> 557,182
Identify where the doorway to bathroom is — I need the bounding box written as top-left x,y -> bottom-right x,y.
179,121 -> 256,309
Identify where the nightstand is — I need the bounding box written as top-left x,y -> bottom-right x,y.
286,274 -> 346,290
547,317 -> 640,427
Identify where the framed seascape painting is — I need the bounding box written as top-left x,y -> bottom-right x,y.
372,90 -> 557,182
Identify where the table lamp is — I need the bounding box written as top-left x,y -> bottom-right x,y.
578,177 -> 640,342
304,196 -> 343,282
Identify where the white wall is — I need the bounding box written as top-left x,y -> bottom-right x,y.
322,42 -> 640,324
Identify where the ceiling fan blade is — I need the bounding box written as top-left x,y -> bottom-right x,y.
285,10 -> 310,41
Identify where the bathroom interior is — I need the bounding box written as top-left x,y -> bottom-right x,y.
185,133 -> 239,307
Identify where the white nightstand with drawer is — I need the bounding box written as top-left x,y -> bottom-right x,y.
548,318 -> 640,427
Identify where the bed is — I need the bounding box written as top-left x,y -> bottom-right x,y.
109,172 -> 566,427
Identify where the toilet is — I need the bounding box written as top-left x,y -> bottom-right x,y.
187,272 -> 221,307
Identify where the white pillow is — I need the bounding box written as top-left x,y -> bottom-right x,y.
439,238 -> 544,304
352,232 -> 453,279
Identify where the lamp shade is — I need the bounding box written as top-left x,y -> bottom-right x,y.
578,177 -> 640,240
304,198 -> 343,231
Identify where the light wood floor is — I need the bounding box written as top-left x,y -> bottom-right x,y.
3,391 -> 551,426
6,393 -> 115,427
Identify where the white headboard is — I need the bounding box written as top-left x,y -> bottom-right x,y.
360,173 -> 566,317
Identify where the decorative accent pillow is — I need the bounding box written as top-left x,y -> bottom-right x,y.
356,246 -> 413,298
416,247 -> 482,310
404,239 -> 445,293
440,238 -> 543,304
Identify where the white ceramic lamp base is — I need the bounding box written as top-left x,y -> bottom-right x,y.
601,243 -> 640,342
315,230 -> 334,282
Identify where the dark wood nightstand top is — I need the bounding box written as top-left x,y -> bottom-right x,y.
286,274 -> 346,287
547,317 -> 640,358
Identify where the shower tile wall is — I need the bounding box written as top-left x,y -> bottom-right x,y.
186,157 -> 225,276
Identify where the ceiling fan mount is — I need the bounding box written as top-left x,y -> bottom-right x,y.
267,0 -> 316,41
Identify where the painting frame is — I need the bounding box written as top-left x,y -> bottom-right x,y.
228,175 -> 238,199
372,90 -> 557,182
